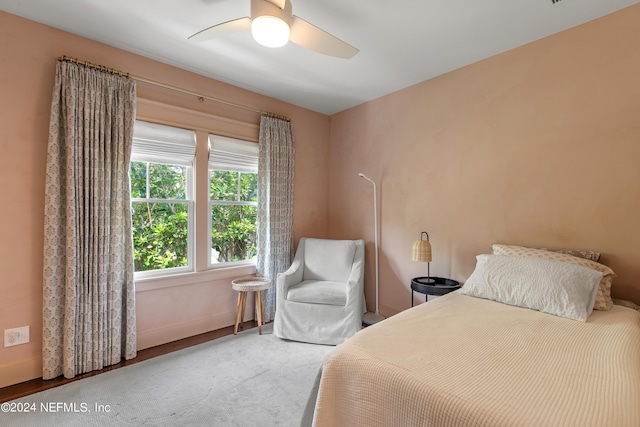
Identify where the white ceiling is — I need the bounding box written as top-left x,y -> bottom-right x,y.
1,0 -> 637,115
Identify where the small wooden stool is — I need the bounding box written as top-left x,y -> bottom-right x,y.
231,277 -> 272,335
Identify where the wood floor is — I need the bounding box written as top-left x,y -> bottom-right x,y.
0,320 -> 258,403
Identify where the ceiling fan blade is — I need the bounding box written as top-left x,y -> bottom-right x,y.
289,16 -> 359,59
188,17 -> 252,41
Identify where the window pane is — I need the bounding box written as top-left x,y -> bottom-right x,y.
132,202 -> 189,272
211,205 -> 257,263
149,164 -> 187,200
210,170 -> 239,201
130,161 -> 147,198
240,172 -> 258,202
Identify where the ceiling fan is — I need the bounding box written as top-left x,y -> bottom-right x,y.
189,0 -> 359,59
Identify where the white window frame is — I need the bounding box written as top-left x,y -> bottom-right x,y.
131,99 -> 260,291
208,134 -> 259,269
130,120 -> 196,279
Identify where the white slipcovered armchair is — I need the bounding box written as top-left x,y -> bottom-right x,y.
273,238 -> 366,345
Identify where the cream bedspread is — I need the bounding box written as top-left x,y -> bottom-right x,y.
307,292 -> 640,427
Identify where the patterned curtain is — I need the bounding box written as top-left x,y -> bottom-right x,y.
42,61 -> 137,379
256,115 -> 295,322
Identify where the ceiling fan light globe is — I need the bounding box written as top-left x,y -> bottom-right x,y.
251,16 -> 290,48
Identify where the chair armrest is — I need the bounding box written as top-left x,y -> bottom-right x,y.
277,257 -> 304,292
276,237 -> 306,298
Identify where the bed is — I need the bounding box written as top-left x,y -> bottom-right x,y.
302,246 -> 640,427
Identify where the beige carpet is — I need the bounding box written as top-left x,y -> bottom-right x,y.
2,324 -> 333,426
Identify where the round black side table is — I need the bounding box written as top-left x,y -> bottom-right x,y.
410,277 -> 461,307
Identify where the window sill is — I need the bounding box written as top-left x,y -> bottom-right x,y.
135,264 -> 257,292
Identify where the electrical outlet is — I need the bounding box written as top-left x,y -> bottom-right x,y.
4,326 -> 30,347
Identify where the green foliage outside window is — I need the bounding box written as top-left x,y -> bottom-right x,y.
210,170 -> 257,263
131,162 -> 187,200
131,202 -> 188,271
129,162 -> 258,273
130,161 -> 189,272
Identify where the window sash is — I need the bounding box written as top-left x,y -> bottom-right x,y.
208,199 -> 257,268
132,198 -> 194,204
209,170 -> 257,203
209,200 -> 257,207
130,121 -> 196,276
131,199 -> 195,278
207,166 -> 258,268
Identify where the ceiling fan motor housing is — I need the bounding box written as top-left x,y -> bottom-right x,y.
190,0 -> 358,58
251,0 -> 292,27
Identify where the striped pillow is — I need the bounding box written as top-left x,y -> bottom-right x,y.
538,248 -> 601,262
491,244 -> 615,310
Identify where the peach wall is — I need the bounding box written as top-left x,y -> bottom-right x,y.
0,11 -> 329,388
3,4 -> 640,389
329,5 -> 640,315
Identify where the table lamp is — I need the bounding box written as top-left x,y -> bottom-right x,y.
412,231 -> 434,282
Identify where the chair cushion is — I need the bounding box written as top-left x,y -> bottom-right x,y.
303,239 -> 356,282
286,280 -> 347,306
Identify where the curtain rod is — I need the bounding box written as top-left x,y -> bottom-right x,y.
57,55 -> 291,122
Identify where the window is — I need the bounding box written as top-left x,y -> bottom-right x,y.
129,120 -> 259,280
208,135 -> 259,267
130,121 -> 195,277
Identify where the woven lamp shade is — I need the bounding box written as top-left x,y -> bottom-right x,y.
412,239 -> 432,262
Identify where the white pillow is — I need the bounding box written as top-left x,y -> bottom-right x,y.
460,254 -> 603,321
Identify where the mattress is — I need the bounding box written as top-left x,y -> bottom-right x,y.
305,292 -> 640,427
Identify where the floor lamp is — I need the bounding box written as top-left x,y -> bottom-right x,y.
359,173 -> 385,325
